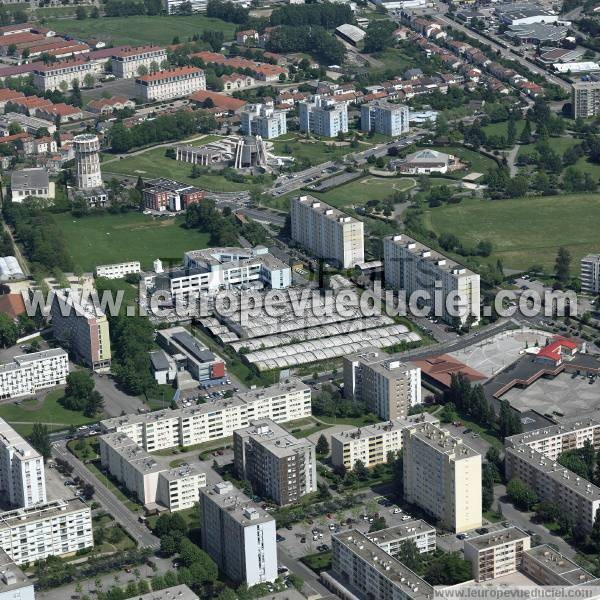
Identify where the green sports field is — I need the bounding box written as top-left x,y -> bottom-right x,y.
423,194 -> 600,271
52,212 -> 210,272
313,176 -> 416,208
43,14 -> 236,46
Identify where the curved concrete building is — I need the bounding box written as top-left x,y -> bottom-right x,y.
74,134 -> 103,190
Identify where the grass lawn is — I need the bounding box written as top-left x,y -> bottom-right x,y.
301,551 -> 332,573
0,389 -> 96,436
423,194 -> 600,272
371,48 -> 413,73
310,176 -> 416,209
272,135 -> 361,166
285,417 -> 330,439
43,14 -> 236,46
431,145 -> 497,174
482,120 -> 526,139
52,211 -> 210,272
104,147 -> 251,192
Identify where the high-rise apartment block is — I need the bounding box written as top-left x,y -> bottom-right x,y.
361,100 -> 409,137
50,289 -> 111,370
200,481 -> 277,587
101,379 -> 311,451
135,67 -> 206,102
343,347 -> 421,420
241,104 -> 287,139
365,520 -> 436,556
233,419 -> 316,506
403,422 -> 482,533
290,195 -> 364,269
111,46 -> 168,79
0,348 -> 68,401
464,527 -> 531,582
571,80 -> 600,119
0,499 -> 93,565
384,234 -> 480,326
0,418 -> 46,508
332,530 -> 434,600
74,134 -> 103,191
581,254 -> 600,295
99,432 -> 206,512
298,95 -> 348,138
331,413 -> 438,471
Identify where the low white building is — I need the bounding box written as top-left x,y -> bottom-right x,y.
395,148 -> 455,174
0,499 -> 93,565
95,261 -> 141,280
0,349 -> 69,401
111,46 -> 168,79
0,548 -> 34,600
10,169 -> 55,203
32,59 -> 94,92
135,67 -> 206,102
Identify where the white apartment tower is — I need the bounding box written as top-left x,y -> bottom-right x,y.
384,234 -> 480,326
200,481 -> 277,586
291,195 -> 364,269
571,80 -> 600,119
403,422 -> 482,533
581,254 -> 600,295
361,100 -> 409,137
343,347 -> 421,420
73,134 -> 103,190
241,104 -> 287,139
298,95 -> 348,138
0,418 -> 46,508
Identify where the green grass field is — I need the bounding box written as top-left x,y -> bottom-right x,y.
482,120 -> 526,139
0,390 -> 96,436
432,145 -> 497,174
104,147 -> 251,192
272,135 -> 364,166
424,194 -> 600,271
52,212 -> 210,272
312,176 -> 416,208
43,14 -> 236,46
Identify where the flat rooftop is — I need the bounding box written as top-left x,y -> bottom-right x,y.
464,527 -> 529,551
407,422 -> 480,460
0,347 -> 67,375
334,530 -> 434,600
235,419 -> 313,458
10,168 -> 49,190
201,481 -> 274,526
385,234 -> 476,278
0,498 -> 88,530
524,545 -> 599,586
133,585 -> 198,600
0,417 -> 41,461
366,520 -> 436,544
0,548 -> 30,592
506,417 -> 600,448
294,195 -> 362,226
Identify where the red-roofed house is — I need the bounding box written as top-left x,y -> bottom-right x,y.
87,96 -> 136,115
221,72 -> 255,91
188,90 -> 246,113
236,29 -> 258,45
535,337 -> 578,367
36,103 -> 84,123
0,88 -> 24,110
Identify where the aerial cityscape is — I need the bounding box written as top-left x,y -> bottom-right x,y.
0,0 -> 598,598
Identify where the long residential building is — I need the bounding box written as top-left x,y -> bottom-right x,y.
50,289 -> 111,370
291,195 -> 364,269
95,261 -> 141,280
331,413 -> 439,471
100,379 -> 311,451
32,59 -> 93,92
365,520 -> 436,556
521,544 -> 599,586
233,419 -> 316,506
135,67 -> 206,102
99,432 -> 206,512
331,530 -> 434,600
200,481 -> 277,586
0,348 -> 68,401
298,95 -> 348,138
0,498 -> 93,565
343,347 -> 422,420
384,234 -> 481,326
241,104 -> 287,139
0,418 -> 46,508
111,46 -> 167,79
463,527 -> 531,582
572,80 -> 600,119
581,254 -> 600,296
403,422 -> 482,533
361,100 -> 410,137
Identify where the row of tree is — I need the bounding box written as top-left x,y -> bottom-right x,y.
266,25 -> 345,65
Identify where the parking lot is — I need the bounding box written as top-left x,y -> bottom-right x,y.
176,377 -> 240,408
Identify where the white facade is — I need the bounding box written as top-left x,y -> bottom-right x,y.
581,254 -> 600,295
331,413 -> 438,470
0,349 -> 69,401
100,379 -> 311,451
0,418 -> 47,509
99,433 -> 206,512
241,104 -> 287,139
95,261 -> 141,280
384,234 -> 480,326
74,134 -> 103,191
360,100 -> 409,137
163,0 -> 207,13
111,46 -> 168,79
33,60 -> 93,92
365,520 -> 436,556
291,195 -> 364,269
10,168 -> 55,203
136,67 -> 206,102
298,95 -> 348,137
0,499 -> 93,565
200,482 -> 277,586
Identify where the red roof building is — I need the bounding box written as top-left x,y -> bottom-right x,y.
188,90 -> 246,112
535,337 -> 578,367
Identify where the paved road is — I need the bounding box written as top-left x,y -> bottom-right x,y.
277,546 -> 332,598
53,440 -> 160,549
